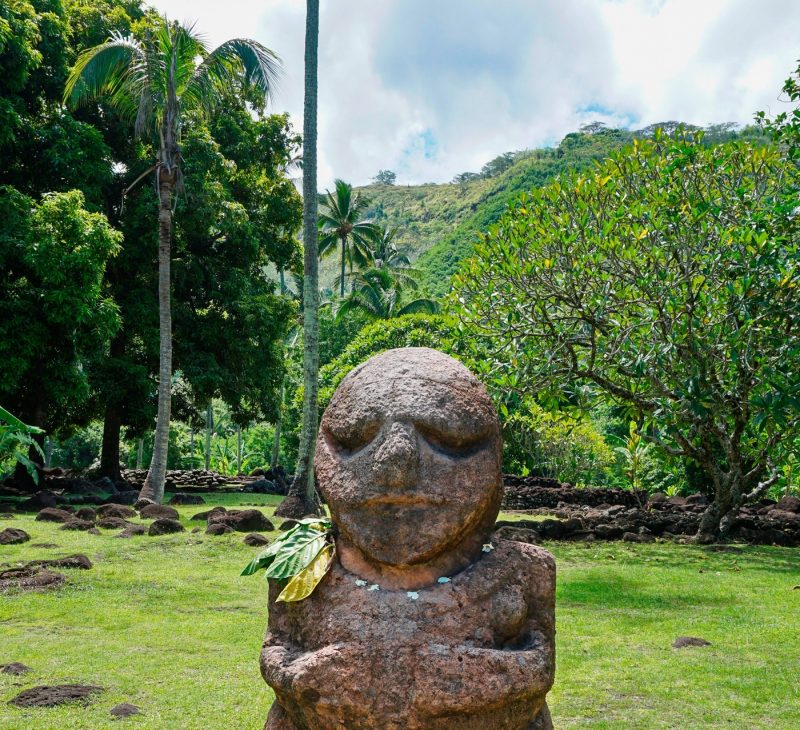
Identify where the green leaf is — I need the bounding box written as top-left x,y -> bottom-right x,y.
276,543 -> 335,603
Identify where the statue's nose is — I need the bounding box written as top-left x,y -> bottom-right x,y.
372,422 -> 419,489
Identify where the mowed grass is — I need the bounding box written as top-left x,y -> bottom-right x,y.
0,493 -> 798,729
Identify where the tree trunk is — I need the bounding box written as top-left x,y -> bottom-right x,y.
99,404 -> 122,483
136,438 -> 143,469
139,169 -> 174,504
189,428 -> 194,467
237,425 -> 243,474
340,235 -> 346,298
695,468 -> 746,543
271,379 -> 284,469
44,436 -> 52,468
205,402 -> 213,471
276,0 -> 321,519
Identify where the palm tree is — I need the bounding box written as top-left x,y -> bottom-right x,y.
65,17 -> 280,503
335,268 -> 439,322
275,0 -> 321,519
372,225 -> 420,289
318,179 -> 380,297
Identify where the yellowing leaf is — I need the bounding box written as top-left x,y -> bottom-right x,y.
276,543 -> 335,603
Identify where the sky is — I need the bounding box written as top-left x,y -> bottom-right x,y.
151,0 -> 800,188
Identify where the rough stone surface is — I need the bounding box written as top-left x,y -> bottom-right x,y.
262,348 -> 556,730
9,684 -> 103,707
18,490 -> 59,511
61,519 -> 95,531
96,504 -> 137,519
168,493 -> 205,505
208,509 -> 273,533
35,507 -> 74,523
0,527 -> 30,545
148,518 -> 185,536
191,506 -> 226,521
27,554 -> 92,570
1,662 -> 32,675
116,524 -> 147,538
139,504 -> 179,520
244,532 -> 269,546
0,567 -> 65,591
206,522 -> 234,536
110,702 -> 141,718
75,507 -> 97,522
97,517 -> 132,530
672,636 -> 711,649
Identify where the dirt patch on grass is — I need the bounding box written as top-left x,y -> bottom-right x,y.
9,684 -> 103,707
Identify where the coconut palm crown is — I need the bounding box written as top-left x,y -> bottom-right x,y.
63,17 -> 281,504
318,179 -> 381,297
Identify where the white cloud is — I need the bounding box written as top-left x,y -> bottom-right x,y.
150,0 -> 800,187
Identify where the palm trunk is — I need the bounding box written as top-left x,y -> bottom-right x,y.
270,379 -> 284,469
189,428 -> 195,467
136,438 -> 144,469
99,405 -> 123,484
237,425 -> 243,474
139,169 -> 174,504
340,235 -> 346,298
276,0 -> 321,518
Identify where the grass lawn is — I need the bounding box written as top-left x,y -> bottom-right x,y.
1,493 -> 798,729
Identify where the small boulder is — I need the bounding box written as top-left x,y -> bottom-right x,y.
134,497 -> 155,510
168,493 -> 205,505
206,522 -> 234,536
279,519 -> 299,531
35,508 -> 74,523
97,517 -> 132,530
116,524 -> 147,538
191,506 -> 226,521
776,495 -> 800,514
96,504 -> 137,519
18,490 -> 59,511
103,490 -> 139,505
87,528 -> 101,535
148,518 -> 185,536
0,567 -> 65,591
60,519 -> 96,531
208,509 -> 274,533
244,532 -> 270,546
75,507 -> 97,522
110,702 -> 141,718
139,504 -> 179,521
1,662 -> 32,675
672,636 -> 711,649
0,527 -> 30,545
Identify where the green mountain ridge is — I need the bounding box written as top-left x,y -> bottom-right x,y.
321,123 -> 765,297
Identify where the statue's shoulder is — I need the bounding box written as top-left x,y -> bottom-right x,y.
492,537 -> 556,579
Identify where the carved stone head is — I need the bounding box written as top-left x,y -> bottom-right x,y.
316,347 -> 502,568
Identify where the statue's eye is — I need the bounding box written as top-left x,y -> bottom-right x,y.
328,421 -> 380,456
416,423 -> 486,457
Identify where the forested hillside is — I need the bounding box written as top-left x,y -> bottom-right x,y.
343,123 -> 765,296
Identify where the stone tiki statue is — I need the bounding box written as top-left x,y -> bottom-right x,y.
261,348 -> 556,729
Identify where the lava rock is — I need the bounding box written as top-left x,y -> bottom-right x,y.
0,662 -> 32,675
116,524 -> 147,538
75,507 -> 97,522
35,507 -> 74,523
110,702 -> 141,718
0,567 -> 65,591
139,504 -> 179,520
96,504 -> 137,519
191,506 -> 226,521
168,493 -> 205,505
672,636 -> 711,649
776,495 -> 800,514
278,519 -> 299,531
18,490 -> 59,511
9,684 -> 103,707
60,519 -> 96,531
493,526 -> 541,544
27,554 -> 92,570
206,522 -> 234,536
148,518 -> 185,536
0,527 -> 30,545
97,517 -> 132,530
208,508 -> 274,533
244,532 -> 270,546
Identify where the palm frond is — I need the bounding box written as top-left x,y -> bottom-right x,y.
397,298 -> 439,316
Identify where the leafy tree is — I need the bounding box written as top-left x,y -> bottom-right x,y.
335,267 -> 438,322
318,179 -> 380,297
372,169 -> 396,185
0,187 -> 121,486
481,151 -> 517,178
277,0 -> 321,518
453,132 -> 800,541
757,58 -> 800,162
372,225 -> 419,288
65,16 -> 281,502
